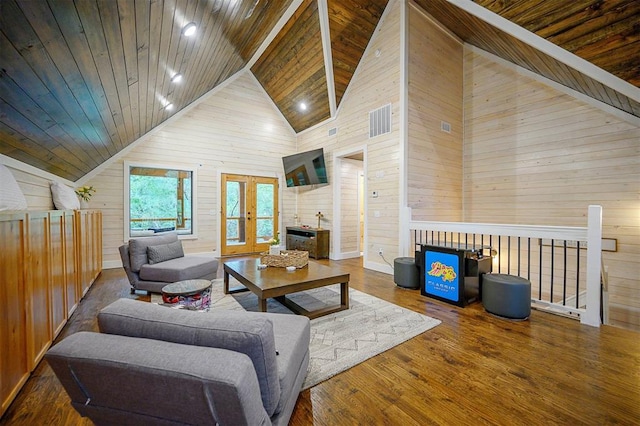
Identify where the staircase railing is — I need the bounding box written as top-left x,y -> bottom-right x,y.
408,205 -> 603,327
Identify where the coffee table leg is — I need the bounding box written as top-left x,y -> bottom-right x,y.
258,297 -> 267,312
223,269 -> 230,294
341,282 -> 349,309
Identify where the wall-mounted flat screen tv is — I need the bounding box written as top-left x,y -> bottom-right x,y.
282,148 -> 328,187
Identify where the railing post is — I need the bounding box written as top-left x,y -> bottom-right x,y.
582,205 -> 602,327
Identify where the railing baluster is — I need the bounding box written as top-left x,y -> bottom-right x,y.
507,236 -> 511,274
538,238 -> 543,300
576,241 -> 581,309
498,236 -> 501,273
563,240 -> 567,305
517,237 -> 521,276
550,239 -> 555,303
527,238 -> 531,281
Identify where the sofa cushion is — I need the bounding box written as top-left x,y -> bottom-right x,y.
147,240 -> 184,264
128,232 -> 178,272
138,255 -> 217,282
46,332 -> 271,425
98,299 -> 281,417
241,311 -> 311,415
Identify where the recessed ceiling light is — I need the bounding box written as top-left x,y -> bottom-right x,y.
299,102 -> 307,111
182,22 -> 196,37
165,103 -> 174,111
171,73 -> 182,83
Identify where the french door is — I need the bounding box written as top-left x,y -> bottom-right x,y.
221,174 -> 279,256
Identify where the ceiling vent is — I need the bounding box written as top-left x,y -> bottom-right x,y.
369,103 -> 391,138
328,127 -> 337,136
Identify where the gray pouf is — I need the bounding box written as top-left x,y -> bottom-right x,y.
482,274 -> 531,320
394,257 -> 420,289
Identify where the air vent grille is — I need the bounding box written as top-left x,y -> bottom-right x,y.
441,121 -> 451,133
328,127 -> 337,136
369,104 -> 391,138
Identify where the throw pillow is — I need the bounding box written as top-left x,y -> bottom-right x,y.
128,232 -> 179,272
147,240 -> 185,264
0,164 -> 28,211
50,181 -> 80,210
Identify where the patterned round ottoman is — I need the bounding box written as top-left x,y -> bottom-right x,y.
482,274 -> 531,320
161,279 -> 212,310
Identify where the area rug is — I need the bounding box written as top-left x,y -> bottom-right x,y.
152,278 -> 441,389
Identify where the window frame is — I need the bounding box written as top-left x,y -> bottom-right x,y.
124,161 -> 198,241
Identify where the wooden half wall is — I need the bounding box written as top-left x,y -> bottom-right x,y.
0,209 -> 102,417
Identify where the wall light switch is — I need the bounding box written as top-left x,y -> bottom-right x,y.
374,210 -> 380,218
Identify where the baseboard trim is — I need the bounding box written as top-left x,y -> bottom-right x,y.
363,260 -> 393,275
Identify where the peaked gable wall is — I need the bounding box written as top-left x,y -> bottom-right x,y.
83,72 -> 297,263
463,50 -> 640,331
295,0 -> 401,272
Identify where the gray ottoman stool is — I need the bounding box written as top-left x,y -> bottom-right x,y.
394,257 -> 419,289
482,274 -> 531,320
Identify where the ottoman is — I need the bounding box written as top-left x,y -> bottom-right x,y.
394,257 -> 420,289
482,274 -> 531,320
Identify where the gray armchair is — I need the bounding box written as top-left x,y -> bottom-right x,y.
119,232 -> 218,293
46,299 -> 311,426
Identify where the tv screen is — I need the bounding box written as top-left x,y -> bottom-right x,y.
282,148 -> 328,187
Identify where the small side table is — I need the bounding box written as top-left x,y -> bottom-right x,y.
161,279 -> 212,310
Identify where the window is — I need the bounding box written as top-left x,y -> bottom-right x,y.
125,162 -> 196,239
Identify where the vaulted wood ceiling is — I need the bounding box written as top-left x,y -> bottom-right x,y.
415,0 -> 639,117
0,0 -> 638,181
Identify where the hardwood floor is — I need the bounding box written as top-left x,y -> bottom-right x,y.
1,257 -> 638,425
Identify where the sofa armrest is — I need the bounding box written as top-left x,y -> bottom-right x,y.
98,298 -> 281,416
46,332 -> 270,425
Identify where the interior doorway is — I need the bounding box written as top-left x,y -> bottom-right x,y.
220,173 -> 278,256
333,148 -> 366,260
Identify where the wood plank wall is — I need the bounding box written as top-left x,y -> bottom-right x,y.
3,165 -> 55,210
463,50 -> 640,331
407,6 -> 463,221
297,0 -> 401,270
82,72 -> 297,264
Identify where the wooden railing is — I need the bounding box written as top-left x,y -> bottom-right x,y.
408,205 -> 603,327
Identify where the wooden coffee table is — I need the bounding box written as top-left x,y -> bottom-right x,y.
223,259 -> 350,319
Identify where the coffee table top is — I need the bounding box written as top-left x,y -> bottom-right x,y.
224,258 -> 349,294
161,279 -> 211,296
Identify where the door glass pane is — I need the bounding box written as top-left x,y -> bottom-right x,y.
256,183 -> 274,242
256,219 -> 273,243
226,181 -> 246,245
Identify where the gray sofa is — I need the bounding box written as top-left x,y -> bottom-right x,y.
119,232 -> 218,293
46,299 -> 311,426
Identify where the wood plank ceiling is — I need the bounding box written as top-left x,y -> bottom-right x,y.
473,0 -> 640,87
251,0 -> 388,133
414,0 -> 640,117
0,0 -> 293,181
0,0 -> 638,182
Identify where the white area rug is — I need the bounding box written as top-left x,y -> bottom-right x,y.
153,278 -> 441,389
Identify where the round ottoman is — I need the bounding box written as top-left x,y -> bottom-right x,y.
482,274 -> 531,320
394,257 -> 419,289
